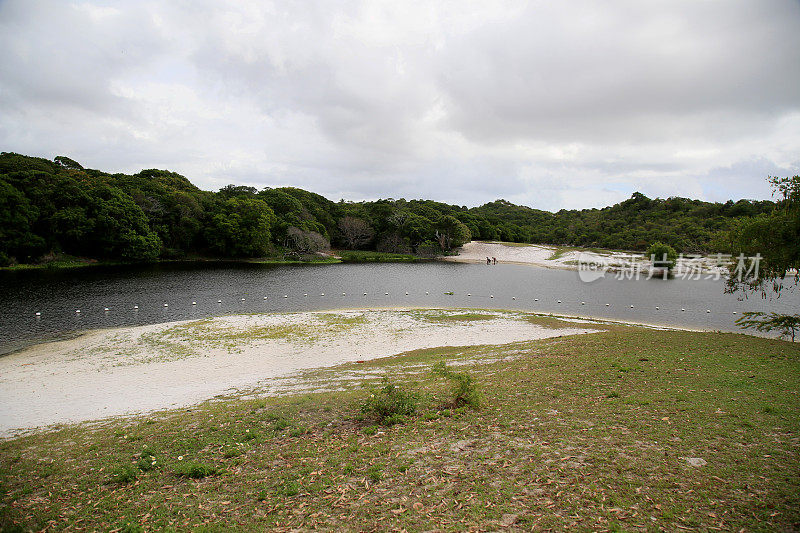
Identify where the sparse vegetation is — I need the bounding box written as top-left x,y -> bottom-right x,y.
1,328 -> 798,531
432,361 -> 481,409
360,378 -> 418,425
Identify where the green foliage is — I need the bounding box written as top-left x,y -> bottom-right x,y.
135,447 -> 158,472
432,361 -> 481,409
360,378 -> 418,425
724,175 -> 800,294
109,464 -> 139,484
736,312 -> 800,342
646,242 -> 678,270
0,152 -> 782,265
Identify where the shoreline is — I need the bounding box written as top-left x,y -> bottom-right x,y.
0,308 -> 607,438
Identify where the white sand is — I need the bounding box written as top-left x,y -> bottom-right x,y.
0,308 -> 598,437
444,241 -> 729,275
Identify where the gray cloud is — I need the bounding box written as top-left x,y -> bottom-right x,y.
0,0 -> 798,210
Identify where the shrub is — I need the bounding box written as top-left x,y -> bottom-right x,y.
360,378 -> 418,425
110,464 -> 138,484
174,462 -> 217,479
646,242 -> 678,270
136,447 -> 158,471
432,361 -> 480,409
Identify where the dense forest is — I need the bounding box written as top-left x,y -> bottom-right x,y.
0,152 -> 778,266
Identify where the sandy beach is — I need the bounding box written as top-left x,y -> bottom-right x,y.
443,241 -> 730,275
0,308 -> 600,437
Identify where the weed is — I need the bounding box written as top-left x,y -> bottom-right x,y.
362,425 -> 379,436
432,361 -> 481,409
360,378 -> 418,425
109,464 -> 138,484
607,391 -> 621,398
135,447 -> 158,471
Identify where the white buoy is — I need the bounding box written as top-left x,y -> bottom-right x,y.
342,293 -> 346,296
320,293 -> 324,297
241,298 -> 245,301
467,293 -> 471,296
534,298 -> 539,302
630,305 -> 634,308
217,300 -> 222,303
164,303 -> 168,307
192,302 -> 197,305
732,311 -> 737,315
581,302 -> 585,305
706,309 -> 711,313
681,308 -> 685,312
405,292 -> 409,295
557,300 -> 561,304
490,295 -> 494,298
35,312 -> 41,316
104,307 -> 110,311
283,295 -> 288,298
363,292 -> 367,296
605,303 -> 610,307
263,296 -> 267,300
76,309 -> 81,313
304,293 -> 308,297
425,291 -> 429,295
385,292 -> 389,295
655,306 -> 659,310
512,296 -> 516,300
134,305 -> 139,310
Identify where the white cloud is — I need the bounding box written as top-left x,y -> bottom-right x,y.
1,0 -> 798,210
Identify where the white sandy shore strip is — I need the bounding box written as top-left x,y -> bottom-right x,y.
444,241 -> 729,275
0,308 -> 604,438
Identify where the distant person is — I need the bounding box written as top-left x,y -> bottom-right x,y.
492,257 -> 497,265
487,257 -> 491,265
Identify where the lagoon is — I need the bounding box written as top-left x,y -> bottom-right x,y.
1,261 -> 797,355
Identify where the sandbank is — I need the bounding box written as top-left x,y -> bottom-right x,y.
0,308 -> 600,437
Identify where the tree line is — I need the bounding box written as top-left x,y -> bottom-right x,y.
0,152 -> 781,266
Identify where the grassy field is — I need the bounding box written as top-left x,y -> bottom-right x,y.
1,326 -> 798,531
335,250 -> 428,263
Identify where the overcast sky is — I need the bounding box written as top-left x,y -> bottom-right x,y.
1,1 -> 799,211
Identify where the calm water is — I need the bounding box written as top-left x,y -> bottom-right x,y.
0,261 -> 797,355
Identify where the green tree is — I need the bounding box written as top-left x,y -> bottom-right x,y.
723,175 -> 800,293
646,242 -> 678,270
205,198 -> 276,257
434,215 -> 471,252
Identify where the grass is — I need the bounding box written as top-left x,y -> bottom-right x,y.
1,327 -> 799,531
335,250 -> 427,263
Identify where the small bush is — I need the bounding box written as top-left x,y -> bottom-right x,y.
360,378 -> 418,425
110,464 -> 138,484
174,462 -> 217,479
432,361 -> 480,409
136,447 -> 158,471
